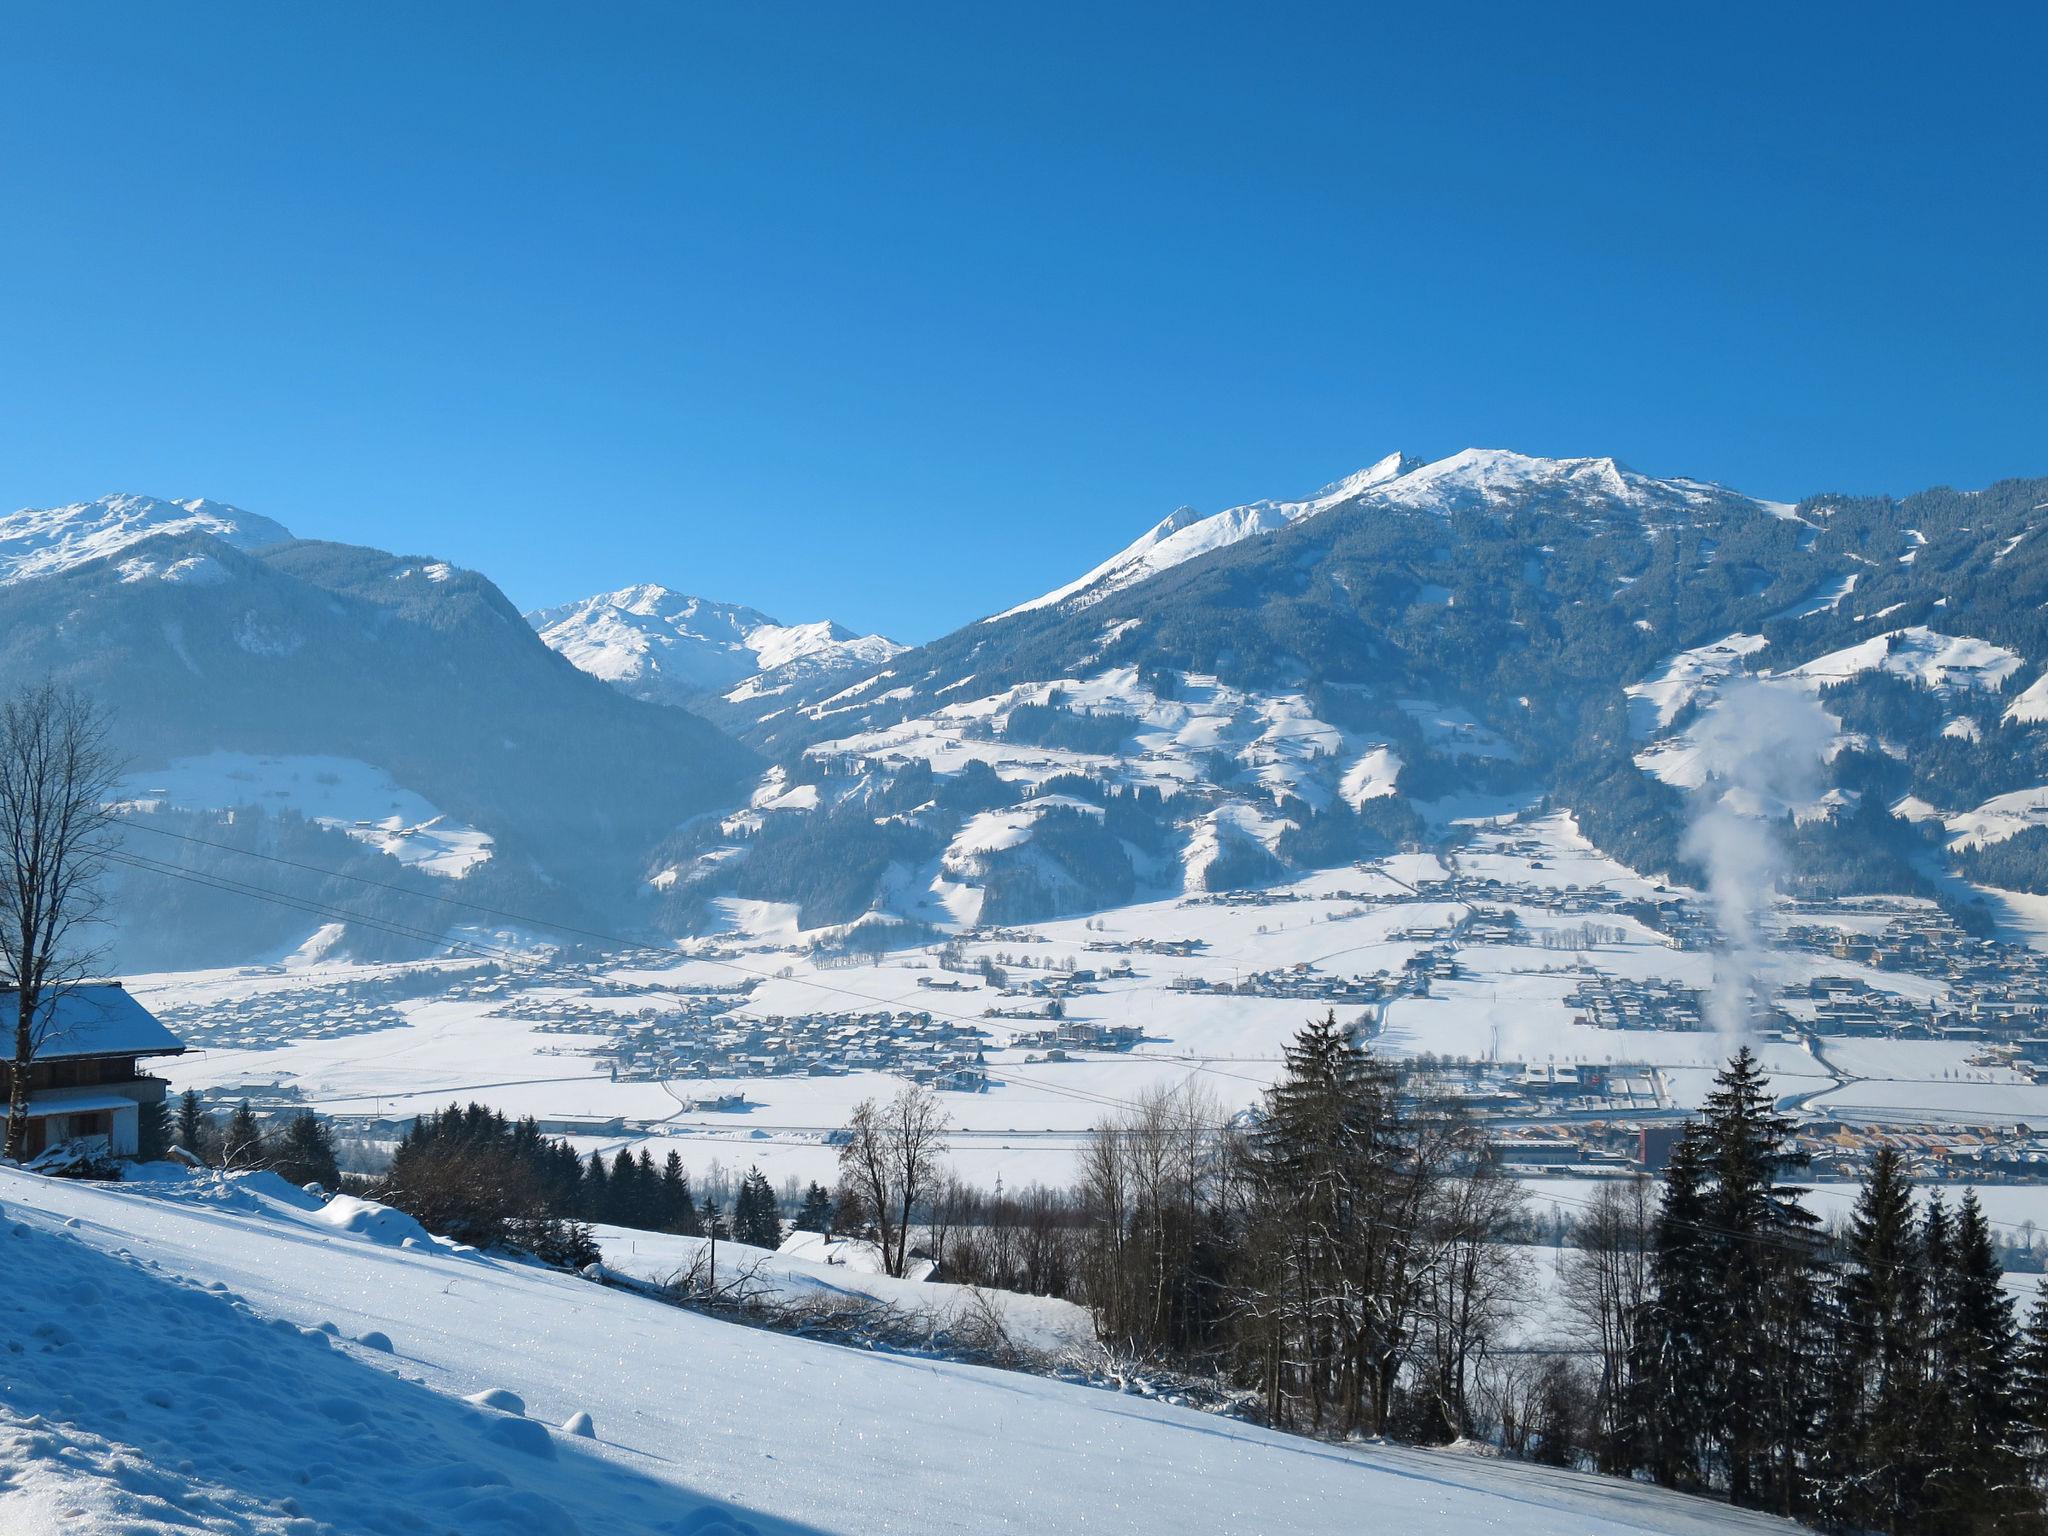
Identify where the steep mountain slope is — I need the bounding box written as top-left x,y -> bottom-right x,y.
528,584 -> 903,710
0,1164 -> 1809,1536
0,492 -> 290,583
0,498 -> 758,966
671,452 -> 2048,937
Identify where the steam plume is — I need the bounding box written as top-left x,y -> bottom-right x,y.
1678,679 -> 1837,1038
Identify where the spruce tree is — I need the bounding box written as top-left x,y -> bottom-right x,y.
583,1150 -> 610,1221
1246,1010 -> 1402,1433
1925,1192 -> 2031,1532
223,1101 -> 265,1169
1639,1120 -> 1717,1490
661,1151 -> 701,1236
1817,1145 -> 1927,1534
274,1111 -> 341,1188
1698,1046 -> 1821,1516
176,1088 -> 213,1161
735,1166 -> 782,1249
2016,1286 -> 2048,1485
796,1181 -> 834,1235
610,1148 -> 638,1226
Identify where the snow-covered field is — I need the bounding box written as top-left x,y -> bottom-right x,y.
140,811 -> 2048,1190
0,1165 -> 1808,1535
119,752 -> 492,877
592,1226 -> 1096,1357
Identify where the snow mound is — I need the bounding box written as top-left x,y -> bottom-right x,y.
310,1193 -> 438,1248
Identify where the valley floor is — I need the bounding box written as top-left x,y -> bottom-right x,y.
0,1165 -> 1807,1536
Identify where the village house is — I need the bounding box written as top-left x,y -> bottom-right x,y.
0,983 -> 185,1159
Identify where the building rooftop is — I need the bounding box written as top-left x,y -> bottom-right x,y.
1,984 -> 185,1061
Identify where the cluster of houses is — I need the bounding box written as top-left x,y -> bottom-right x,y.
594,1006 -> 992,1093
1007,1018 -> 1143,1058
1566,974 -> 1708,1032
1168,963 -> 1393,1005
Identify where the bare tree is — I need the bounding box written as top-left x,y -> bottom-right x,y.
0,683 -> 118,1161
1559,1174 -> 1655,1471
837,1084 -> 951,1278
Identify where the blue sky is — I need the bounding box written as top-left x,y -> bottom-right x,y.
4,4 -> 2044,641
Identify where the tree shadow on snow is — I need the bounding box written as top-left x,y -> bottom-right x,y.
0,1209 -> 833,1536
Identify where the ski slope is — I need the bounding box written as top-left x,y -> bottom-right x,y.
0,1165 -> 1807,1536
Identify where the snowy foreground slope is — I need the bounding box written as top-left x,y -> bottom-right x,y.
0,1168 -> 1805,1536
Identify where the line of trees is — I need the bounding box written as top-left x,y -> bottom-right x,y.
175,1090 -> 339,1188
1045,1023 -> 2048,1532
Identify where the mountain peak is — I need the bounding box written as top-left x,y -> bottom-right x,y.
0,494 -> 293,586
528,585 -> 903,705
993,447 -> 1773,620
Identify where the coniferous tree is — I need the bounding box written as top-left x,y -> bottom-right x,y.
610,1148 -> 639,1227
135,1096 -> 169,1162
176,1088 -> 216,1162
734,1166 -> 782,1249
273,1111 -> 341,1189
1639,1121 -> 1717,1490
1698,1046 -> 1822,1516
1817,1145 -> 1927,1534
661,1151 -> 702,1236
2015,1287 -> 2048,1486
1244,1010 -> 1406,1434
796,1181 -> 834,1235
222,1100 -> 265,1169
583,1149 -> 610,1221
1924,1192 -> 2030,1533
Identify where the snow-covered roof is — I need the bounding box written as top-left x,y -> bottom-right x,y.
1,1086 -> 150,1118
1,984 -> 184,1060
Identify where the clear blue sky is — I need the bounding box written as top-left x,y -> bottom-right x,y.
4,4 -> 2043,641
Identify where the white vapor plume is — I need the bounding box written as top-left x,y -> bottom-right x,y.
1678,679 -> 1838,1039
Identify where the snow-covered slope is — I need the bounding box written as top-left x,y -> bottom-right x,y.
997,447 -> 1782,618
528,584 -> 903,705
995,451 -> 1418,619
0,1164 -> 1807,1536
0,493 -> 291,584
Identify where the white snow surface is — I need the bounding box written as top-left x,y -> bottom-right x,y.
527,584 -> 903,702
0,1164 -> 1802,1536
1777,626 -> 2023,694
0,494 -> 291,585
117,752 -> 493,877
996,448 -> 1784,620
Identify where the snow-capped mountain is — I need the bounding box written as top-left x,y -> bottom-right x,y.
527,583 -> 904,705
0,492 -> 292,585
0,501 -> 754,966
670,453 -> 2048,941
998,448 -> 1789,619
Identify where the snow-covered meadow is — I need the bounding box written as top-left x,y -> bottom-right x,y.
0,1165 -> 1811,1535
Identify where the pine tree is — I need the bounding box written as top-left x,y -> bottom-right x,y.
609,1148 -> 639,1227
136,1096 -> 169,1161
222,1101 -> 265,1169
1816,1145 -> 1927,1533
1698,1046 -> 1822,1516
660,1151 -> 701,1236
734,1166 -> 782,1249
1924,1192 -> 2031,1532
1639,1121 -> 1717,1490
1245,1010 -> 1404,1434
796,1181 -> 834,1235
176,1088 -> 214,1161
273,1112 -> 341,1189
2016,1287 -> 2048,1485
